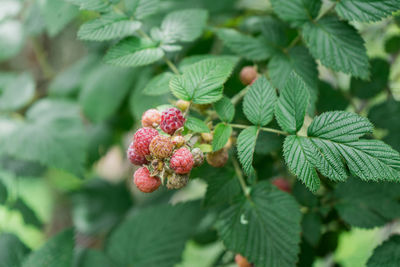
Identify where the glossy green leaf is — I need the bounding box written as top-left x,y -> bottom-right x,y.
237,126 -> 258,176
185,116 -> 210,133
0,73 -> 35,111
367,235 -> 400,267
213,96 -> 234,122
0,233 -> 30,267
270,0 -> 321,26
125,0 -> 160,19
212,123 -> 232,151
142,72 -> 173,96
336,0 -> 400,22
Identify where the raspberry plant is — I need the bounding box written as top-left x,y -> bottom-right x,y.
1,0 -> 400,267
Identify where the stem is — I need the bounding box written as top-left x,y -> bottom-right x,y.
230,124 -> 289,136
232,157 -> 251,200
231,86 -> 249,105
163,56 -> 180,75
287,35 -> 301,50
31,38 -> 55,79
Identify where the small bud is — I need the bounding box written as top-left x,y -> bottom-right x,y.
201,132 -> 213,143
239,66 -> 257,85
206,149 -> 229,168
235,254 -> 252,267
171,135 -> 186,148
191,148 -> 204,167
166,173 -> 189,189
175,100 -> 191,111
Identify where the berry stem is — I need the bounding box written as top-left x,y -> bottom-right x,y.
232,157 -> 251,200
231,86 -> 250,105
230,124 -> 289,136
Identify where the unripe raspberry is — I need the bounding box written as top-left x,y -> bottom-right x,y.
133,127 -> 159,156
170,147 -> 194,174
206,149 -> 229,167
166,173 -> 189,189
149,135 -> 174,159
141,109 -> 161,128
175,100 -> 190,112
239,66 -> 257,85
127,141 -> 149,165
272,177 -> 291,193
191,148 -> 204,167
171,135 -> 186,148
235,254 -> 252,267
160,108 -> 185,135
201,132 -> 213,143
133,167 -> 161,193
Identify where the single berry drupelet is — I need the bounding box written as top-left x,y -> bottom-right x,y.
133,167 -> 161,193
160,107 -> 185,135
149,135 -> 174,159
133,127 -> 159,156
141,109 -> 161,128
239,66 -> 257,85
170,147 -> 194,174
127,141 -> 149,165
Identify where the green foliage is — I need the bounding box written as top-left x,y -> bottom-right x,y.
0,73 -> 35,111
212,123 -> 232,151
367,235 -> 400,267
270,0 -> 321,26
216,182 -> 301,267
0,233 -> 30,267
185,116 -> 210,133
66,0 -> 111,12
41,0 -> 78,37
336,0 -> 400,22
124,0 -> 160,19
213,96 -> 235,123
142,72 -> 173,96
237,126 -> 258,176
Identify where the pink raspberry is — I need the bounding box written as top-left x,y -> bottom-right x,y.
141,109 -> 161,128
127,141 -> 149,165
272,177 -> 291,193
169,147 -> 194,174
133,167 -> 161,193
133,127 -> 159,156
160,108 -> 185,135
239,66 -> 257,85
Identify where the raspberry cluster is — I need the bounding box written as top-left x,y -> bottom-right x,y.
127,106 -> 204,193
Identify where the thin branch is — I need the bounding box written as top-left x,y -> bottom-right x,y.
163,56 -> 180,75
230,124 -> 289,136
232,157 -> 251,200
31,38 -> 55,79
231,86 -> 249,105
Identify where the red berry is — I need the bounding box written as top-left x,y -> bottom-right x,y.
127,142 -> 149,165
160,108 -> 185,135
239,66 -> 257,85
133,127 -> 159,156
149,135 -> 174,159
235,254 -> 252,267
272,178 -> 291,193
133,167 -> 161,193
141,109 -> 161,128
169,147 -> 194,174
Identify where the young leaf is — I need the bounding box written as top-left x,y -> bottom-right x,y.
302,16 -> 370,79
66,0 -> 110,12
367,235 -> 400,267
170,57 -> 238,104
0,20 -> 24,62
0,72 -> 35,111
160,9 -> 208,43
335,178 -> 400,228
22,229 -> 74,267
142,72 -> 173,96
243,76 -> 277,126
308,111 -> 373,142
216,182 -> 301,267
185,116 -> 210,133
213,96 -> 234,122
270,0 -> 321,26
275,73 -> 309,134
336,0 -> 400,22
215,28 -> 275,61
42,0 -> 78,37
106,202 -> 204,267
0,233 -> 30,267
125,0 -> 160,20
78,13 -> 142,41
80,250 -> 114,267
212,123 -> 232,151
237,126 -> 258,176
283,135 -> 320,192
104,37 -> 164,67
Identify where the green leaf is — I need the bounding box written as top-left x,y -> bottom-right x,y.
367,235 -> 400,267
66,0 -> 110,12
0,73 -> 35,111
80,64 -> 135,122
316,81 -> 348,113
104,37 -> 164,67
106,202 -> 204,267
308,111 -> 373,142
283,135 -> 320,192
215,28 -> 275,61
259,16 -> 289,47
213,96 -> 234,123
243,76 -> 277,126
270,0 -> 321,26
142,72 -> 173,96
125,0 -> 160,19
292,181 -> 318,207
216,181 -> 301,267
275,73 -> 309,134
41,0 -> 78,37
159,9 -> 208,43
0,233 -> 30,267
0,20 -> 24,62
185,116 -> 210,133
336,0 -> 400,22
78,13 -> 141,41
351,58 -> 390,99
80,250 -> 114,267
237,126 -> 258,176
170,57 -> 238,104
212,123 -> 232,151
203,167 -> 241,207
302,16 -> 369,79
385,35 -> 400,54
335,178 -> 400,228
23,229 -> 74,267
0,99 -> 87,175
0,180 -> 7,204
10,198 -> 42,228
302,212 -> 322,246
